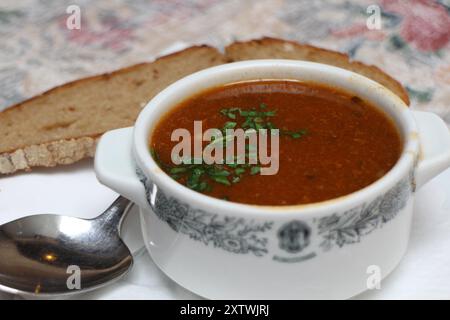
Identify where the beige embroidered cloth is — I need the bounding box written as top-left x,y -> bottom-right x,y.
0,0 -> 449,123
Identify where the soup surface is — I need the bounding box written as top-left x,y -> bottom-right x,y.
150,80 -> 402,206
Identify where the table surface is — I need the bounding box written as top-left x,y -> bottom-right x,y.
0,0 -> 449,120
0,0 -> 450,300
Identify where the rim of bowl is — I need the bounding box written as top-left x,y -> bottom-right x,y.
133,60 -> 418,219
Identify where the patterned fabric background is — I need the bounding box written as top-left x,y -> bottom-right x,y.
0,0 -> 449,123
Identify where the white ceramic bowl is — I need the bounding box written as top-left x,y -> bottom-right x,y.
95,60 -> 450,299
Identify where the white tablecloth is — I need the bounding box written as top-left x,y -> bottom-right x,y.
1,159 -> 449,300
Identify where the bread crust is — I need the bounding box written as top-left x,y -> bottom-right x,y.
0,45 -> 225,174
225,37 -> 410,105
5,45 -> 217,113
0,38 -> 409,175
0,136 -> 99,174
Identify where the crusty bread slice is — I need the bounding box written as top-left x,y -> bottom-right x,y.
0,38 -> 409,175
225,37 -> 410,105
0,46 -> 226,174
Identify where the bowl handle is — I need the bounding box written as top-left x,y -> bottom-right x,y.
95,127 -> 148,208
414,111 -> 450,189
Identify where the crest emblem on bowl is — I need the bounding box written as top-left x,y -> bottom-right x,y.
277,220 -> 311,253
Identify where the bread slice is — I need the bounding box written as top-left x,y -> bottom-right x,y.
0,46 -> 227,174
225,37 -> 410,105
0,38 -> 409,175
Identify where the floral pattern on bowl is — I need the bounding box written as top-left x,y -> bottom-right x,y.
316,170 -> 414,250
137,168 -> 273,256
137,167 -> 415,260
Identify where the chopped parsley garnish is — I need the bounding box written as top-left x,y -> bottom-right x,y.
152,103 -> 307,194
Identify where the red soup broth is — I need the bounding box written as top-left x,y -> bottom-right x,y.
150,80 -> 402,206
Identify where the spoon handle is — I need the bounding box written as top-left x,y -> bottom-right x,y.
95,196 -> 133,233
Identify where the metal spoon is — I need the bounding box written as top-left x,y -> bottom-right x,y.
0,196 -> 133,297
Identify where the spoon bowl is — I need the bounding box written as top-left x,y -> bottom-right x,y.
0,197 -> 133,297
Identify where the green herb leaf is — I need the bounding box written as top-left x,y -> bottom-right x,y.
197,181 -> 209,192
211,175 -> 231,186
263,110 -> 276,117
223,121 -> 237,130
283,129 -> 307,139
250,166 -> 261,175
227,112 -> 236,119
208,167 -> 231,177
170,167 -> 188,174
160,103 -> 307,194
